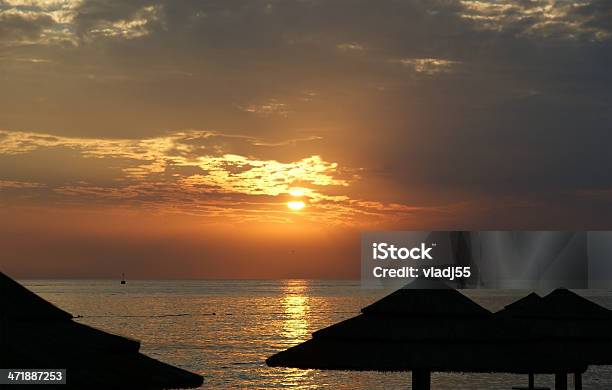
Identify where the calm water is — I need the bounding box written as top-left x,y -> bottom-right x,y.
21,280 -> 612,389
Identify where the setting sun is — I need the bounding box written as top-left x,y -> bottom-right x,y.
287,201 -> 305,211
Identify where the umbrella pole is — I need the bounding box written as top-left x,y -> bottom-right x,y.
412,369 -> 430,390
528,373 -> 534,389
555,372 -> 567,390
574,372 -> 582,390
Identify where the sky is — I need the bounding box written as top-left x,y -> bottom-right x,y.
1,0 -> 611,278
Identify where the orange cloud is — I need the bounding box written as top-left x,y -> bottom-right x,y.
0,129 -> 419,225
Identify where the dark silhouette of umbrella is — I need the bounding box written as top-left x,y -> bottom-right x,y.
495,289 -> 612,390
267,279 -> 591,389
496,293 -> 551,390
1,272 -> 203,389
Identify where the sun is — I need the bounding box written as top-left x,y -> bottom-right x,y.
287,201 -> 305,211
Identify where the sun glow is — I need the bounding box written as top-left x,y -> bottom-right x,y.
288,187 -> 306,197
287,201 -> 305,211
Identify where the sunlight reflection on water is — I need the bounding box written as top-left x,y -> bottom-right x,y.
279,280 -> 312,386
281,280 -> 310,340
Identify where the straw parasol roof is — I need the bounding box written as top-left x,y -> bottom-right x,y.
1,272 -> 203,389
495,289 -> 612,365
503,289 -> 612,320
1,272 -> 73,322
494,289 -> 612,390
499,292 -> 543,316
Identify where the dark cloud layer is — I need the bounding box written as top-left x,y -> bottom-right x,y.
0,11 -> 54,41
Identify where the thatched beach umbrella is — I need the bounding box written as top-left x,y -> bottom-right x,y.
496,293 -> 550,390
496,289 -> 612,390
267,279 -> 586,389
1,272 -> 203,389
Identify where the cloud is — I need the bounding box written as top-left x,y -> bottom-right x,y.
0,128 -> 424,224
0,129 -> 346,186
0,179 -> 44,189
236,99 -> 290,117
3,1 -> 609,49
459,0 -> 612,41
337,42 -> 365,51
393,58 -> 460,75
0,9 -> 55,42
76,3 -> 163,40
0,0 -> 80,45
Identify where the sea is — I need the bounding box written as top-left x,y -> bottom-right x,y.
21,280 -> 612,389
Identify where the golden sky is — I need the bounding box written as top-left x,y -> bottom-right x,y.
1,0 -> 611,278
